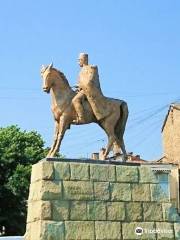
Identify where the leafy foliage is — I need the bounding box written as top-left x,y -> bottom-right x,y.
0,125 -> 48,236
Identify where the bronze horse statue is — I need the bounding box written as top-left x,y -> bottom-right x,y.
40,63 -> 128,161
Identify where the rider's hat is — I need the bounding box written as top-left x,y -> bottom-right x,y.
78,52 -> 88,59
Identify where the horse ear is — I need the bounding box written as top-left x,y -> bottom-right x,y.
48,62 -> 53,69
41,65 -> 46,73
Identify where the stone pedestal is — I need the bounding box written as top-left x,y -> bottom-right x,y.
25,159 -> 180,240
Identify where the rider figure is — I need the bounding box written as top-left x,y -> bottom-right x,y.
72,53 -> 89,124
72,52 -> 106,124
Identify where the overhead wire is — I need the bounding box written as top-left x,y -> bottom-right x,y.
127,118 -> 163,149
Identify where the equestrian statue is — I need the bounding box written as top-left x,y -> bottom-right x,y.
40,53 -> 128,161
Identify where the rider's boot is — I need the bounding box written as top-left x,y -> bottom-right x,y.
72,99 -> 85,124
73,115 -> 85,124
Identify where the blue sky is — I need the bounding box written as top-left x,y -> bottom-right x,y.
0,0 -> 180,160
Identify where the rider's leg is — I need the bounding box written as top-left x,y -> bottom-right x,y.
72,91 -> 85,123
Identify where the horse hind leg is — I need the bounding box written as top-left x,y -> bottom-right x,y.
103,134 -> 118,159
120,139 -> 127,162
113,138 -> 127,162
114,103 -> 128,162
100,114 -> 120,160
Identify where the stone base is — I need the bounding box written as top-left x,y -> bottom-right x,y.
25,158 -> 180,240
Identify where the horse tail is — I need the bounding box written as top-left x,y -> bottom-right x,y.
115,101 -> 128,141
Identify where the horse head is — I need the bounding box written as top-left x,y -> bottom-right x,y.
41,63 -> 71,94
40,62 -> 54,93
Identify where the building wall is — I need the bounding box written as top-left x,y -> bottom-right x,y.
172,108 -> 180,166
162,107 -> 180,167
170,168 -> 180,209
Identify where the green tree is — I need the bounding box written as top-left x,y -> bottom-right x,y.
0,125 -> 48,236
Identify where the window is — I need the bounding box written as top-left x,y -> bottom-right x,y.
156,172 -> 170,197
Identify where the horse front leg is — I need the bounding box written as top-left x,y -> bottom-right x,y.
49,117 -> 69,157
47,121 -> 59,157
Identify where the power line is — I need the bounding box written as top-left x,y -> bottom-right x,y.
0,87 -> 179,98
63,138 -> 105,155
127,118 -> 163,141
127,104 -> 169,129
105,91 -> 180,97
131,105 -> 165,116
128,119 -> 163,149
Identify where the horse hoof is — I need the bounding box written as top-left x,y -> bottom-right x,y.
46,152 -> 53,158
101,156 -> 106,160
102,155 -> 109,161
122,156 -> 127,162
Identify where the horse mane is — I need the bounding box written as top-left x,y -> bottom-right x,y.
52,67 -> 70,87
